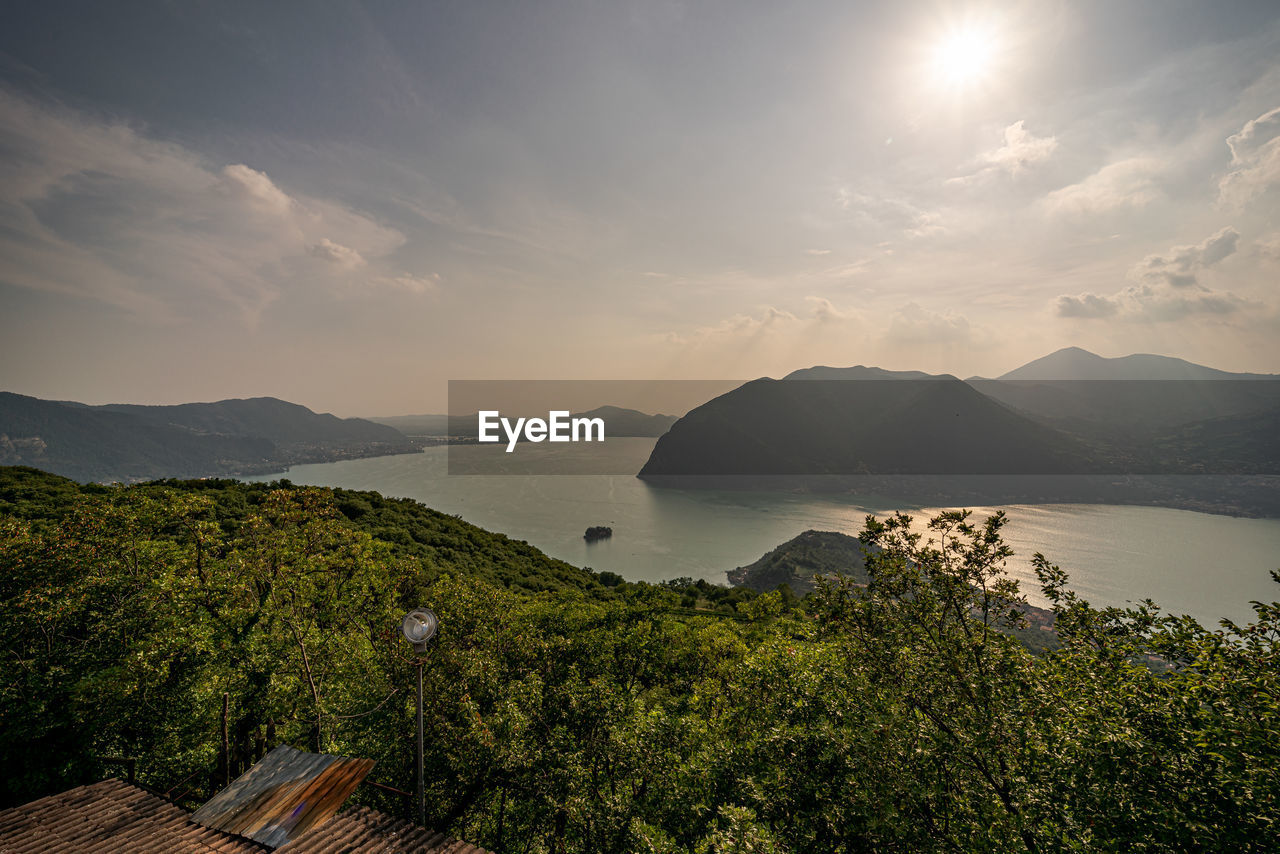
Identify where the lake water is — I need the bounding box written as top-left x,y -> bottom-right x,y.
249,440 -> 1280,625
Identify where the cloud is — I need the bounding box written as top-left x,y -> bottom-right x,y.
806,296 -> 854,322
871,303 -> 997,370
662,305 -> 798,347
220,164 -> 293,215
1055,293 -> 1121,318
1258,231 -> 1280,262
988,121 -> 1059,174
835,188 -> 945,239
887,302 -> 974,344
1219,106 -> 1280,206
1055,228 -> 1255,323
805,248 -> 832,256
1042,156 -> 1163,215
1127,287 -> 1248,321
1055,286 -> 1249,322
951,121 -> 1058,184
308,238 -> 367,270
1197,227 -> 1241,266
665,297 -> 863,348
659,299 -> 999,379
0,88 -> 411,321
905,211 -> 945,239
1130,226 -> 1239,289
376,272 -> 440,293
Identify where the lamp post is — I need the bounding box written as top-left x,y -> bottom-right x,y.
400,608 -> 438,826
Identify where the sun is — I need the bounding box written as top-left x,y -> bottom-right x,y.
931,23 -> 999,89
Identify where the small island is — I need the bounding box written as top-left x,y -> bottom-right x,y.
584,525 -> 613,542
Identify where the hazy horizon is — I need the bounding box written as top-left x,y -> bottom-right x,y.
8,344 -> 1277,422
3,1 -> 1279,416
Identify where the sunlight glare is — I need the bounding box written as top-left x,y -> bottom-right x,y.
932,23 -> 999,89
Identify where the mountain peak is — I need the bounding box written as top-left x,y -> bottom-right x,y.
995,348 -> 1275,381
784,365 -> 947,381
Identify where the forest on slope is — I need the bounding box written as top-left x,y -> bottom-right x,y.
0,394 -> 419,482
1,466 -> 1277,852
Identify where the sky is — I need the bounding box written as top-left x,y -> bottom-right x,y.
1,0 -> 1278,416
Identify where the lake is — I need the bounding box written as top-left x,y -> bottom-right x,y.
249,440 -> 1280,625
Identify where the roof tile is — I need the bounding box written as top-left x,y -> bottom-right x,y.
0,779 -> 491,854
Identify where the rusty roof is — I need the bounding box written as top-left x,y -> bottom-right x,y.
0,778 -> 491,854
0,778 -> 266,854
191,745 -> 374,848
282,805 -> 489,853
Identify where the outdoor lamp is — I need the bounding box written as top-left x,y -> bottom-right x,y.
400,607 -> 438,827
401,608 -> 438,653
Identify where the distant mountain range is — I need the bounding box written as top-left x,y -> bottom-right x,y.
0,394 -> 416,483
639,374 -> 1107,476
980,346 -> 1277,382
638,348 -> 1280,514
6,347 -> 1277,506
369,406 -> 678,438
366,413 -> 458,436
967,349 -> 1280,469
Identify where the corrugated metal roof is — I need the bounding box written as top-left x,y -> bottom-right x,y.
191,746 -> 375,848
0,778 -> 492,854
279,806 -> 489,854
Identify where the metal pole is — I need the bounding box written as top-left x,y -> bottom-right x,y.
221,693 -> 230,788
416,659 -> 425,826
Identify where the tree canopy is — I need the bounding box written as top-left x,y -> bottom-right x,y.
1,466 -> 1277,852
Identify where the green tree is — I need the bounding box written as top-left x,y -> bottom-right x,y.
3,468 -> 1279,852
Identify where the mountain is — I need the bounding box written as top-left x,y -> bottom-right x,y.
0,393 -> 416,483
967,348 -> 1280,472
572,405 -> 678,437
0,393 -> 274,483
370,406 -> 678,438
784,365 -> 939,381
94,397 -> 407,447
366,413 -> 455,435
637,349 -> 1280,512
968,375 -> 1280,435
727,529 -> 874,595
986,346 -> 1277,381
639,374 -> 1106,477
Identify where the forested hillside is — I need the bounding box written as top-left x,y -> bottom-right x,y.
1,466 -> 1277,852
0,394 -> 418,482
